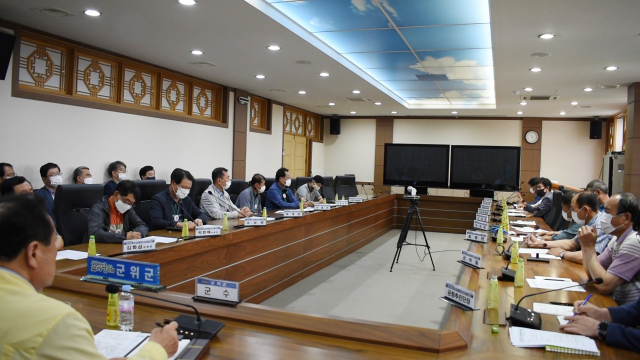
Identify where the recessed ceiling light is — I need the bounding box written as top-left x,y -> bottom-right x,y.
520,101 -> 527,105
559,111 -> 566,115
524,87 -> 533,91
451,111 -> 458,114
391,111 -> 397,114
530,67 -> 542,72
255,74 -> 265,79
539,33 -> 555,39
584,87 -> 594,92
605,66 -> 618,71
190,50 -> 203,55
350,111 -> 356,114
517,111 -> 523,115
84,9 -> 101,16
374,102 -> 382,105
319,72 -> 329,77
328,102 -> 335,106
298,90 -> 306,95
571,101 -> 578,105
352,90 -> 360,94
267,45 -> 280,51
178,0 -> 197,5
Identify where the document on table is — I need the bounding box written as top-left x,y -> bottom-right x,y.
240,217 -> 276,221
533,253 -> 562,260
509,326 -> 599,353
303,208 -> 315,212
508,212 -> 528,217
535,275 -> 574,282
512,226 -> 535,233
511,220 -> 536,226
526,278 -> 586,292
511,236 -> 524,242
128,338 -> 191,360
56,250 -> 100,261
517,248 -> 549,254
557,316 -> 570,325
142,236 -> 178,244
95,330 -> 190,360
533,302 -> 574,316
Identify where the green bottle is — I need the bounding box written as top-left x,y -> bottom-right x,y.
222,213 -> 229,231
335,193 -> 338,202
323,198 -> 327,204
510,239 -> 519,264
87,235 -> 97,256
487,275 -> 499,309
299,201 -> 304,210
182,219 -> 188,239
514,258 -> 525,288
262,207 -> 267,218
342,195 -> 345,200
497,226 -> 504,245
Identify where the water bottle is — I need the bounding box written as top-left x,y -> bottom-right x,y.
334,193 -> 338,202
496,226 -> 504,245
299,201 -> 304,210
87,235 -> 97,256
182,219 -> 188,239
323,198 -> 327,204
262,207 -> 267,218
514,258 -> 525,288
222,213 -> 229,231
119,285 -> 134,331
487,275 -> 499,309
106,285 -> 119,327
510,239 -> 519,264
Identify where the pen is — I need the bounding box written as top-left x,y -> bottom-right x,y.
549,302 -> 573,306
573,294 -> 593,316
543,279 -> 566,281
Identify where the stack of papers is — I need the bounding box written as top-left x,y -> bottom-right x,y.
526,277 -> 586,292
95,330 -> 190,359
56,250 -> 99,261
141,236 -> 179,244
533,302 -> 574,316
512,226 -> 535,233
509,327 -> 600,354
511,220 -> 536,226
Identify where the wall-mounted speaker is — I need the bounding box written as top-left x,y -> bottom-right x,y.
590,119 -> 603,139
330,117 -> 340,135
0,31 -> 16,81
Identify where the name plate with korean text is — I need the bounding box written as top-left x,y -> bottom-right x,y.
460,250 -> 483,269
465,230 -> 488,243
243,217 -> 267,226
195,277 -> 239,303
314,204 -> 332,211
86,256 -> 160,286
480,203 -> 491,211
476,214 -> 489,222
473,220 -> 489,231
348,197 -> 363,203
477,208 -> 490,216
283,209 -> 303,217
195,225 -> 222,236
335,200 -> 349,206
483,197 -> 493,204
122,239 -> 156,254
440,281 -> 478,311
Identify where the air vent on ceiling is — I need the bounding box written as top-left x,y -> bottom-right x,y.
317,105 -> 333,108
189,61 -> 216,67
341,97 -> 372,102
522,95 -> 560,101
416,74 -> 449,81
578,105 -> 592,108
31,6 -> 75,17
295,60 -> 312,65
269,89 -> 288,92
598,85 -> 620,89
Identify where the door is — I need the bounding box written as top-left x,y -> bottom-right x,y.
282,134 -> 307,177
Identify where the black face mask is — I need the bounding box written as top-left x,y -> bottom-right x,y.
536,189 -> 546,197
145,177 -> 156,180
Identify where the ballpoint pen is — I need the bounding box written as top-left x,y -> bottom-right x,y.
573,293 -> 593,316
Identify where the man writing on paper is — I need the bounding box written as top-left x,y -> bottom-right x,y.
295,175 -> 324,204
578,192 -> 640,305
200,167 -> 252,220
0,195 -> 179,360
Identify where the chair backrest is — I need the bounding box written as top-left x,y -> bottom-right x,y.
549,190 -> 569,231
133,180 -> 169,202
228,179 -> 248,204
289,177 -> 298,191
189,178 -> 212,208
322,176 -> 335,200
53,184 -> 104,246
261,178 -> 276,206
134,200 -> 154,227
335,175 -> 358,198
296,177 -> 312,191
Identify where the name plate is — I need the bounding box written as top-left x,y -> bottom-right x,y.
195,225 -> 222,236
477,208 -> 490,216
314,204 -> 332,211
123,239 -> 156,254
475,214 -> 489,222
465,230 -> 488,243
243,216 -> 267,226
473,220 -> 489,230
483,197 -> 493,203
461,250 -> 483,268
335,200 -> 349,206
480,204 -> 491,210
283,209 -> 303,217
444,281 -> 477,310
196,277 -> 239,303
348,197 -> 363,203
87,256 -> 160,285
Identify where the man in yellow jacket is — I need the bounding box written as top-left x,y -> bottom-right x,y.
0,195 -> 179,360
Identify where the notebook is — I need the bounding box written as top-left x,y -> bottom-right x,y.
545,345 -> 600,356
509,327 -> 600,356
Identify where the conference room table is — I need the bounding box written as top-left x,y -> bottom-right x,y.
48,195 -> 640,359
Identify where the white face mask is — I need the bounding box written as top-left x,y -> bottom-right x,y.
115,199 -> 131,214
561,210 -> 571,222
175,185 -> 190,200
258,185 -> 266,193
529,187 -> 535,194
118,172 -> 127,181
285,178 -> 291,187
222,180 -> 231,190
49,175 -> 63,187
83,177 -> 93,185
572,206 -> 587,226
312,184 -> 320,191
600,213 -> 624,234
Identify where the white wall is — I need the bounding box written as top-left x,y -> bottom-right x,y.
245,104 -> 284,181
0,58 -> 233,188
323,119 -> 376,182
393,119 -> 522,146
541,121 -> 606,187
311,141 -> 325,176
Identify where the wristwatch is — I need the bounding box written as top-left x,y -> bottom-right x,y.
597,321 -> 609,341
560,250 -> 566,259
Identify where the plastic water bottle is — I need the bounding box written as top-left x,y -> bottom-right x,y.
262,207 -> 267,218
496,226 -> 504,245
510,239 -> 519,264
299,201 -> 304,210
106,285 -> 119,327
182,219 -> 188,239
515,258 -> 525,288
119,285 -> 134,331
87,235 -> 97,256
222,213 -> 229,231
487,275 -> 499,309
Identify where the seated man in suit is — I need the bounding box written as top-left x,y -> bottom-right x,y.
104,160 -> 127,196
519,177 -> 555,225
0,195 -> 179,360
34,162 -> 62,227
236,173 -> 265,213
0,176 -> 33,196
87,180 -> 148,243
72,166 -> 93,184
140,165 -> 155,180
149,168 -> 206,231
532,190 -> 581,241
266,167 -> 312,210
200,167 -> 252,220
295,175 -> 324,204
0,162 -> 15,184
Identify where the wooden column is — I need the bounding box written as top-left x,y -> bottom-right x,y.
625,84 -> 640,197
520,118 -> 542,202
233,90 -> 248,179
374,118 -> 393,195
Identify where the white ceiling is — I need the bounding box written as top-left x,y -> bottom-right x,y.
0,0 -> 638,118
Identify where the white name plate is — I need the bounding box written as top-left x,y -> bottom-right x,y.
335,200 -> 349,206
475,214 -> 489,222
195,225 -> 222,237
123,239 -> 156,253
348,197 -> 363,203
284,209 -> 303,217
196,277 -> 239,303
461,250 -> 483,268
444,281 -> 477,310
465,230 -> 488,243
483,197 -> 493,203
243,217 -> 267,226
315,204 -> 332,211
473,220 -> 489,230
480,204 -> 491,210
477,208 -> 490,216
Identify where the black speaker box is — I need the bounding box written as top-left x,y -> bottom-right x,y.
0,31 -> 16,81
330,117 -> 340,135
590,120 -> 603,139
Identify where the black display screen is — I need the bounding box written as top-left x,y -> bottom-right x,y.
450,146 -> 521,190
383,144 -> 450,187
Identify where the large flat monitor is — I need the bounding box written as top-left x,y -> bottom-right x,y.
383,144 -> 450,188
450,145 -> 521,190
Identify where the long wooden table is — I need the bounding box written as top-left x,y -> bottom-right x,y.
48,195 -> 640,359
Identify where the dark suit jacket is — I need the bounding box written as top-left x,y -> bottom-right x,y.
149,189 -> 207,231
87,197 -> 148,243
104,180 -> 117,196
34,186 -> 56,227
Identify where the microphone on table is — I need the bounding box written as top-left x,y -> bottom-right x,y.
105,284 -> 224,340
360,184 -> 370,200
507,278 -> 603,329
206,190 -> 246,218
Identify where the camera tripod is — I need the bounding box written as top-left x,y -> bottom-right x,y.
390,198 -> 436,272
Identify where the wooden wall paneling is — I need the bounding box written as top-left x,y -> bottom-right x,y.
233,90 -> 249,179
520,118 -> 542,202
625,84 -> 640,198
374,118 -> 393,195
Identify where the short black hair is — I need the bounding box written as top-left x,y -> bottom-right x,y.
139,166 -> 154,179
39,163 -> 60,178
114,180 -> 140,201
562,190 -> 577,206
0,163 -> 13,178
275,167 -> 289,182
312,175 -> 324,185
108,161 -> 126,176
586,179 -> 609,194
250,173 -> 265,186
211,167 -> 228,182
576,191 -> 599,212
72,166 -> 89,184
614,192 -> 640,231
527,177 -> 540,187
171,168 -> 194,185
0,195 -> 54,262
537,177 -> 552,190
1,176 -> 31,196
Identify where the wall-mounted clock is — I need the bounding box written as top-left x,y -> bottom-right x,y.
525,130 -> 539,144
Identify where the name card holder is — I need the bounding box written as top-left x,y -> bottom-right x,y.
243,217 -> 267,226
475,214 -> 489,222
314,204 -> 332,211
193,277 -> 240,306
464,230 -> 488,243
439,281 -> 479,311
477,208 -> 490,216
195,225 -> 223,237
82,256 -> 165,291
348,197 -> 363,203
123,239 -> 156,254
473,220 -> 490,231
480,203 -> 491,211
483,197 -> 493,203
283,209 -> 303,217
457,250 -> 484,269
335,200 -> 349,206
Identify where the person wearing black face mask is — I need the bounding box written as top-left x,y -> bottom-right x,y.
519,177 -> 555,225
139,166 -> 155,180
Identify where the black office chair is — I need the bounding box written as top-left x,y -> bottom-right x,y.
228,179 -> 248,204
289,177 -> 298,191
53,184 -> 104,246
335,175 -> 358,198
296,177 -> 312,189
189,178 -> 213,208
549,190 -> 569,231
322,176 -> 335,201
133,180 -> 168,201
261,178 -> 276,207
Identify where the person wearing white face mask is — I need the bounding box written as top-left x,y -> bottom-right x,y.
87,180 -> 148,243
34,162 -> 62,228
104,160 -> 127,196
586,179 -> 610,212
295,175 -> 324,204
72,166 -> 93,184
235,173 -> 265,214
149,168 -> 207,231
200,167 -> 252,221
266,167 -> 310,211
529,190 -> 582,241
578,192 -> 640,305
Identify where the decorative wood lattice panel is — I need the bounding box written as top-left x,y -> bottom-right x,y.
190,82 -> 222,121
161,77 -> 188,113
607,118 -> 615,152
18,39 -> 67,94
305,114 -> 316,138
75,54 -> 117,102
284,106 -> 321,141
122,66 -> 155,108
250,96 -> 268,130
285,109 -> 304,136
